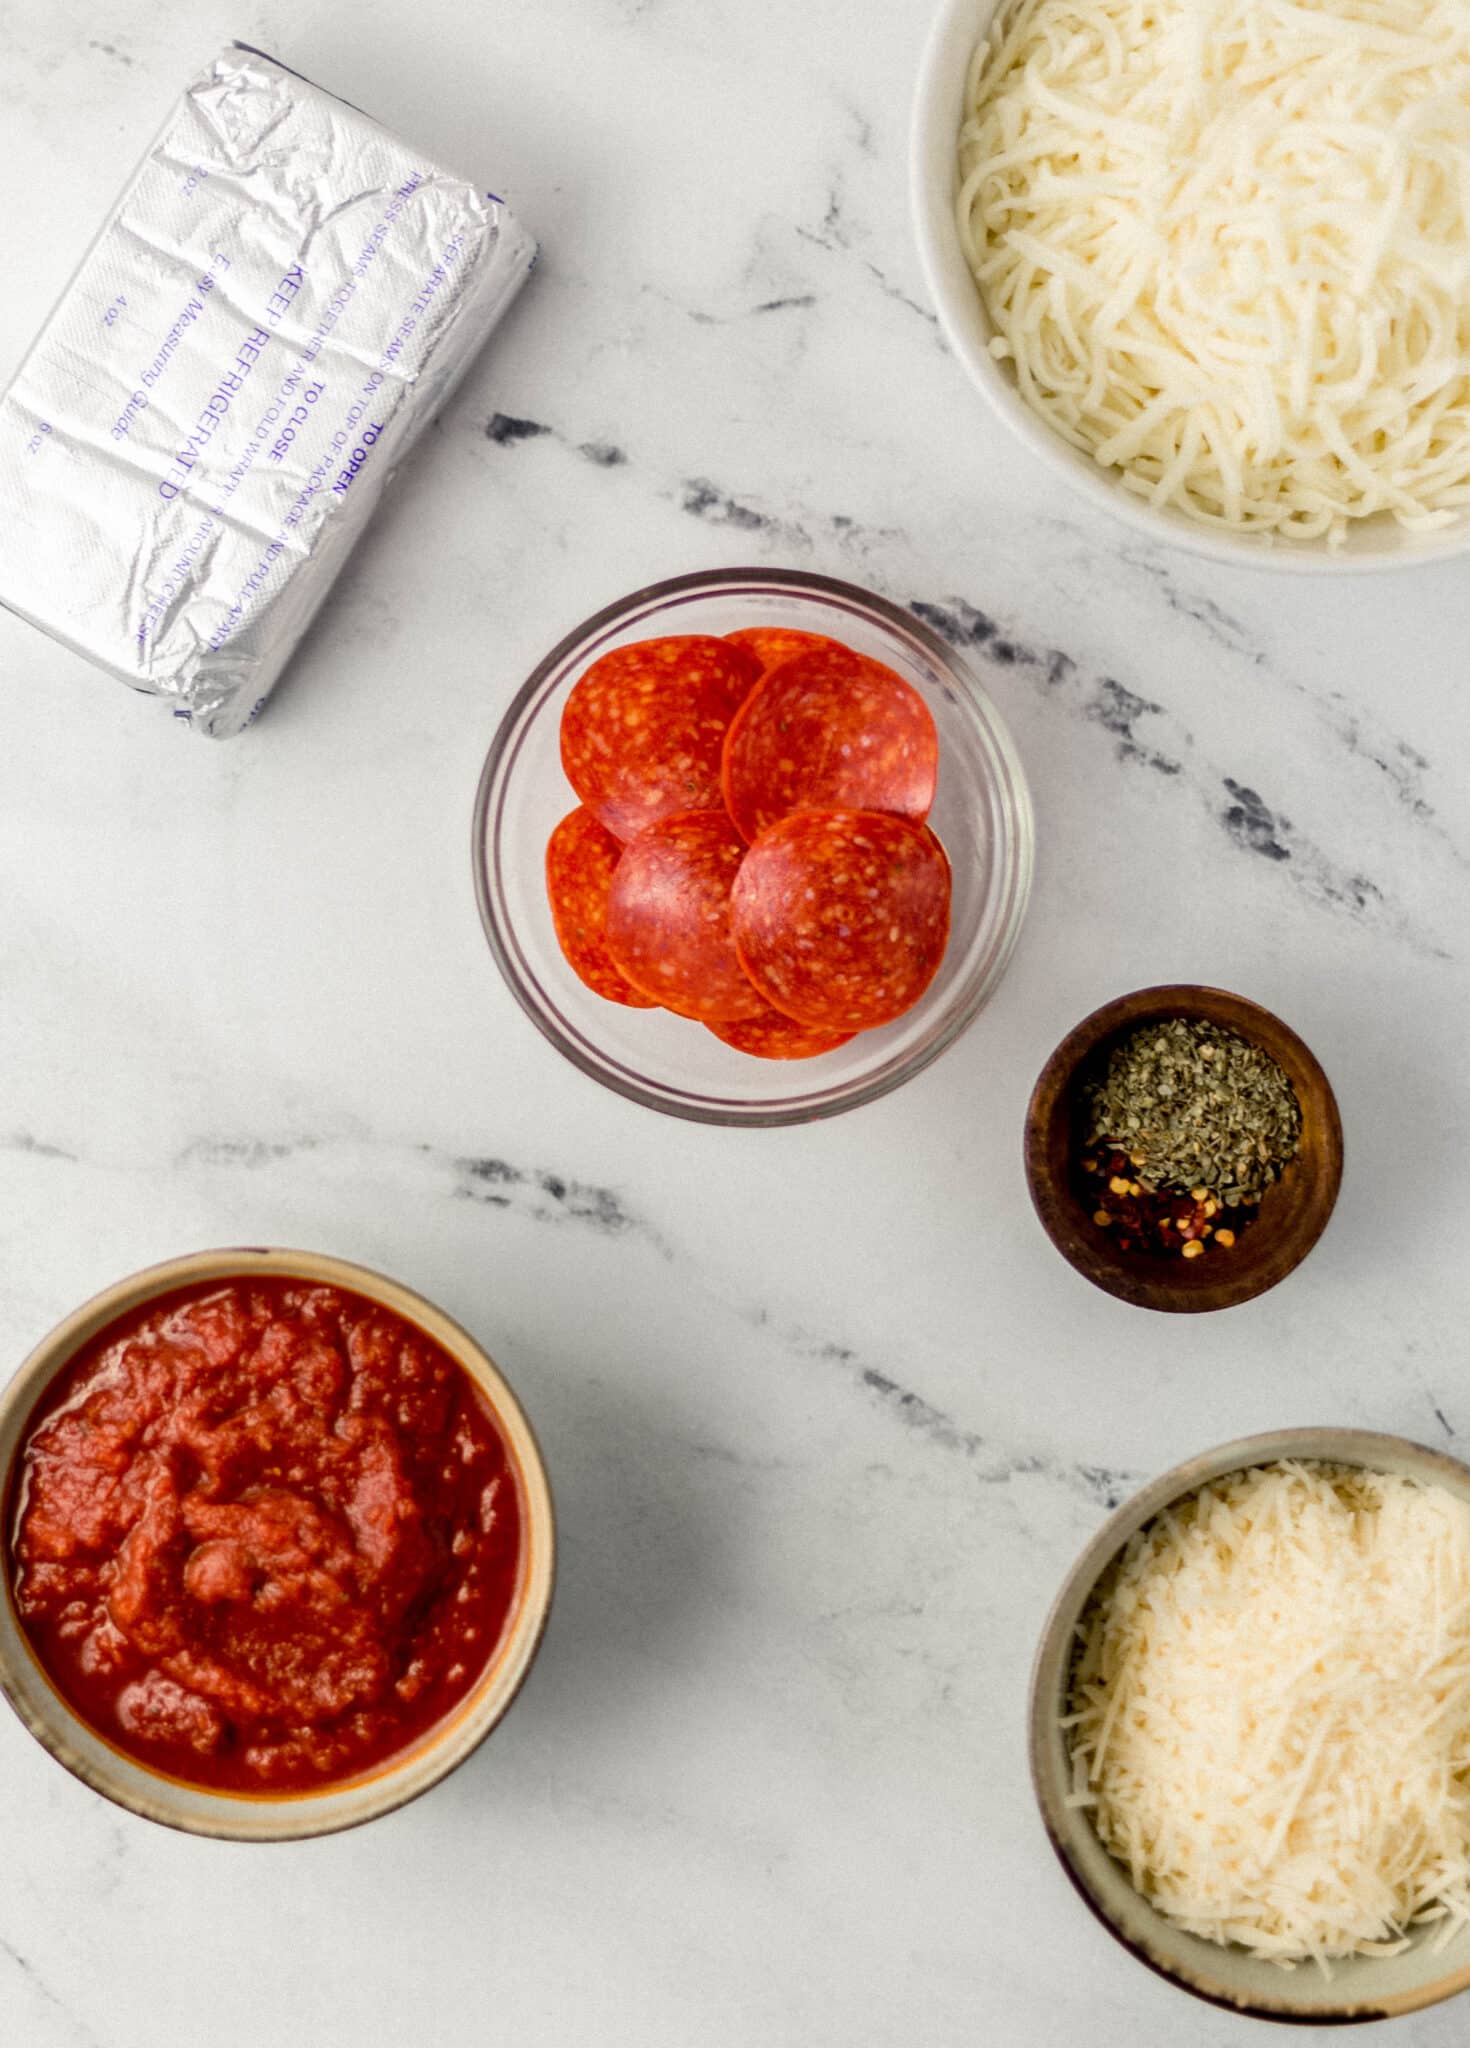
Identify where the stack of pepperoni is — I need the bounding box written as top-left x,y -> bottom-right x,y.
545,627 -> 951,1060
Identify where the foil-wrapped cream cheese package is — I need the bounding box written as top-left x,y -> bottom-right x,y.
0,45 -> 536,735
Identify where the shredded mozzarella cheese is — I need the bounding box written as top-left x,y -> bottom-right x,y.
957,0 -> 1470,543
1067,1462 -> 1470,1969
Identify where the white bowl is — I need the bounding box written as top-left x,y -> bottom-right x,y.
910,0 -> 1470,574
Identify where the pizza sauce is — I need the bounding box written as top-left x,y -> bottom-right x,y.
6,1278 -> 522,1793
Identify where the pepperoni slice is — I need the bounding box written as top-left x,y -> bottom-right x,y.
721,645 -> 938,844
560,636 -> 760,842
544,808 -> 658,1008
731,809 -> 951,1032
605,812 -> 766,1023
706,1006 -> 854,1061
724,626 -> 843,674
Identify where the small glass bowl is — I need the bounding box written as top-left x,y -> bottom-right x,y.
472,568 -> 1034,1125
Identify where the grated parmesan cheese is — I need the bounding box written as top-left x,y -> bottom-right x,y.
957,0 -> 1470,543
1066,1461 -> 1470,1969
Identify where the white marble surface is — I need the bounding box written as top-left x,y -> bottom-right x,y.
1,2 -> 1468,2042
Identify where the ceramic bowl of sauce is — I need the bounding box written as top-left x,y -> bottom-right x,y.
0,1248 -> 554,1838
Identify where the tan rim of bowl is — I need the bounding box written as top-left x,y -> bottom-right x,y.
1030,1428 -> 1470,2023
0,1248 -> 556,1841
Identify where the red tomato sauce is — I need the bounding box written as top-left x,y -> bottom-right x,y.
6,1278 -> 522,1793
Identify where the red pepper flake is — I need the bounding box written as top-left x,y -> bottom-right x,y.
1077,1148 -> 1254,1258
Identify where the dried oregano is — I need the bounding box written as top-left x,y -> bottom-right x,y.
1082,1017 -> 1301,1205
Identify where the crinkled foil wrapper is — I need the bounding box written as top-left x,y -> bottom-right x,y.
0,44 -> 536,735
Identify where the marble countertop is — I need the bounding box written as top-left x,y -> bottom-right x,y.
2,2 -> 1468,2042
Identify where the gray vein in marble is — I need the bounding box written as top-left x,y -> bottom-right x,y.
677,478 -> 816,554
1088,677 -> 1183,776
1066,531 -> 1458,866
476,411 -> 640,479
908,597 -> 1035,669
1074,1465 -> 1137,1511
0,1933 -> 104,2048
854,1360 -> 984,1458
1290,690 -> 1462,870
87,1814 -> 132,1904
791,196 -> 941,332
798,178 -> 852,255
1106,541 -> 1265,662
0,1130 -> 78,1162
910,596 -> 1446,954
484,412 -> 552,446
1229,654 -> 1453,860
1433,1403 -> 1455,1442
1220,778 -> 1291,863
175,1130 -> 673,1258
858,257 -> 940,330
686,294 -> 820,327
178,1136 -> 315,1167
911,598 -> 1181,776
759,166 -> 944,336
1348,724 -> 1434,822
673,478 -> 908,564
451,1153 -> 671,1255
578,440 -> 627,467
1215,777 -> 1388,914
839,100 -> 878,160
473,405 -> 904,559
797,1338 -> 1138,1511
685,1435 -> 798,1473
679,478 -> 773,533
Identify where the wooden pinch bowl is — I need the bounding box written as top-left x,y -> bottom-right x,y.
1023,985 -> 1343,1313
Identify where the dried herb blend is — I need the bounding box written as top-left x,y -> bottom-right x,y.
1079,1018 -> 1301,1257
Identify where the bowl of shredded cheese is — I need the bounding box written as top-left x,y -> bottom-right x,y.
912,0 -> 1470,568
1031,1430 -> 1470,2020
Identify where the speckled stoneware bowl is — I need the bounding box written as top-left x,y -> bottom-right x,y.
1031,1429 -> 1470,2024
0,1249 -> 555,1841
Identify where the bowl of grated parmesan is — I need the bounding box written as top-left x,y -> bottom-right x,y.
912,0 -> 1470,568
1030,1431 -> 1470,2020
